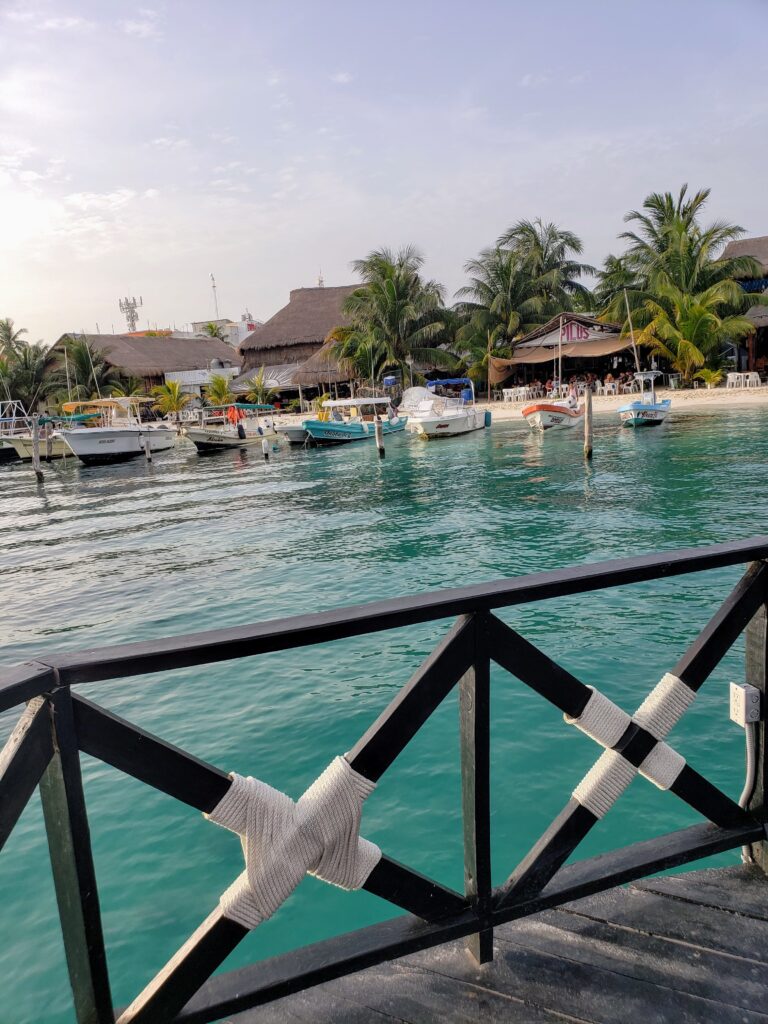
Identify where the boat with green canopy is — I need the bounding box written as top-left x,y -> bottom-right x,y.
183,403 -> 277,453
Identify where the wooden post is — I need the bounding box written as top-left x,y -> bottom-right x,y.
584,387 -> 593,460
39,688 -> 114,1023
459,612 -> 492,963
261,436 -> 270,460
31,415 -> 43,482
374,417 -> 385,459
143,435 -> 152,462
45,424 -> 53,461
745,575 -> 768,872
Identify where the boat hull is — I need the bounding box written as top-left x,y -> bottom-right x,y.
408,408 -> 487,438
184,426 -> 272,453
618,400 -> 670,428
2,435 -> 71,460
304,417 -> 407,445
61,426 -> 176,464
521,402 -> 584,430
276,425 -> 311,445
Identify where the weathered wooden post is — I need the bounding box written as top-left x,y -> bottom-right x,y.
45,423 -> 53,461
261,436 -> 270,460
374,417 -> 385,459
584,387 -> 593,460
745,572 -> 768,871
31,415 -> 44,482
460,612 -> 492,963
143,436 -> 152,463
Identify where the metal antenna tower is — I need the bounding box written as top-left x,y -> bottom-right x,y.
210,273 -> 220,319
119,296 -> 143,332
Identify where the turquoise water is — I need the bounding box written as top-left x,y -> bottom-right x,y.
1,407 -> 767,1023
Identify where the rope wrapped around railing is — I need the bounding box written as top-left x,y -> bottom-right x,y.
565,673 -> 694,819
205,755 -> 381,929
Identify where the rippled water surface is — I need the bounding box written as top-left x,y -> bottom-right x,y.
2,408 -> 767,1022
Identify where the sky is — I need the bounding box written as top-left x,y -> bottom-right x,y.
2,0 -> 767,343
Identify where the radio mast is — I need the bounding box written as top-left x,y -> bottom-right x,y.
119,296 -> 143,332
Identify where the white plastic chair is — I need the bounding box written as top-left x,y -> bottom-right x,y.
747,372 -> 761,388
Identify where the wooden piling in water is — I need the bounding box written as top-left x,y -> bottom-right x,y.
31,416 -> 44,482
143,436 -> 152,463
584,388 -> 593,460
374,417 -> 385,458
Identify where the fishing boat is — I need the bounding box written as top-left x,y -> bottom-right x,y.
0,405 -> 100,462
618,371 -> 670,427
275,423 -> 311,445
0,401 -> 31,462
303,398 -> 407,445
183,403 -> 277,453
59,398 -> 176,464
521,396 -> 584,430
405,378 -> 489,439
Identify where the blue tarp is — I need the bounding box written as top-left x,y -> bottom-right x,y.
426,378 -> 471,388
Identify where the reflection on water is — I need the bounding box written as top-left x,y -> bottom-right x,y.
2,409 -> 768,1022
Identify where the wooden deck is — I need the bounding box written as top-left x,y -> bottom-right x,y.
247,866 -> 768,1023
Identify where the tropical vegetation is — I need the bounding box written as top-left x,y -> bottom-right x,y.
243,366 -> 279,405
204,373 -> 234,406
151,380 -> 192,421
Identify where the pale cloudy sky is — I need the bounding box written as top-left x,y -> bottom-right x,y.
2,0 -> 767,342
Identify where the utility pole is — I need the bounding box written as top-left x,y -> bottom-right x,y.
210,274 -> 220,320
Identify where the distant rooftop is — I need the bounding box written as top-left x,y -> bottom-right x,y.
721,236 -> 768,276
240,285 -> 356,352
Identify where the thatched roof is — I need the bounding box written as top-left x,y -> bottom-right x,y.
240,285 -> 357,353
722,236 -> 768,275
50,334 -> 239,377
293,341 -> 351,387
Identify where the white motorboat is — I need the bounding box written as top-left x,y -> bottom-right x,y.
404,378 -> 489,439
183,403 -> 277,453
59,398 -> 176,465
521,397 -> 584,430
618,371 -> 671,427
275,423 -> 311,445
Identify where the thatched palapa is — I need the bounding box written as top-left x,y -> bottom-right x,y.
239,285 -> 356,372
293,340 -> 352,387
50,333 -> 238,380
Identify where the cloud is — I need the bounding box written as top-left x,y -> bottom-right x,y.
40,16 -> 94,31
63,189 -> 137,213
519,72 -> 549,88
119,10 -> 160,38
330,71 -> 353,85
151,136 -> 190,150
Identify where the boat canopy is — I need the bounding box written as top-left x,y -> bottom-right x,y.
61,398 -> 153,412
426,378 -> 472,388
634,371 -> 661,382
207,403 -> 275,412
40,413 -> 100,424
322,397 -> 392,408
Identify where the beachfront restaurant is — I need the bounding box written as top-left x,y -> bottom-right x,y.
489,314 -> 637,389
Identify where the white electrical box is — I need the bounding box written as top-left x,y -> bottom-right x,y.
730,681 -> 762,726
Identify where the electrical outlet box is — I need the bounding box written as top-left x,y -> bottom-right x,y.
730,682 -> 762,726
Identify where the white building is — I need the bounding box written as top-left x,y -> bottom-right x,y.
189,313 -> 262,348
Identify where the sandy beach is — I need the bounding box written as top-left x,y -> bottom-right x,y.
476,386 -> 768,420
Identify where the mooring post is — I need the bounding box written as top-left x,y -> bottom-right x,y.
45,423 -> 53,461
143,436 -> 152,463
262,436 -> 270,460
584,387 -> 593,460
31,415 -> 44,482
459,612 -> 493,963
745,569 -> 768,872
374,417 -> 385,459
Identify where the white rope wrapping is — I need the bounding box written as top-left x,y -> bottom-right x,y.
573,750 -> 637,819
569,673 -> 693,816
633,673 -> 695,739
639,741 -> 686,790
564,687 -> 632,748
206,756 -> 382,930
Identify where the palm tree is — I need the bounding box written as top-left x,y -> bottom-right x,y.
498,219 -> 594,311
336,246 -> 456,382
0,342 -> 59,410
151,380 -> 192,422
111,376 -> 146,397
637,276 -> 754,381
63,336 -> 121,398
243,366 -> 278,405
203,322 -> 224,339
0,318 -> 27,358
204,373 -> 234,406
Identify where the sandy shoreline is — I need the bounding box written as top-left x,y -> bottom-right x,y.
476,386 -> 768,420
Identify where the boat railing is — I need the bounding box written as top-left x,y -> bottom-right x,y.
1,537 -> 768,1023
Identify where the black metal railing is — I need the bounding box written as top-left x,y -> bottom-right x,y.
2,536 -> 768,1024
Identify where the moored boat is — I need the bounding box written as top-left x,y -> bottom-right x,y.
303,397 -> 407,445
521,398 -> 584,430
618,371 -> 670,427
275,423 -> 311,445
405,378 -> 489,439
59,399 -> 176,464
183,403 -> 277,453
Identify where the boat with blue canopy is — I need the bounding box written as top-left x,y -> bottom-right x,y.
618,371 -> 671,428
303,397 -> 407,445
